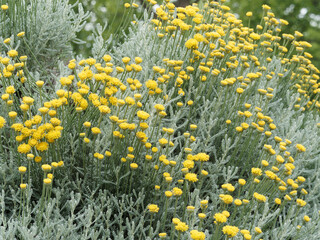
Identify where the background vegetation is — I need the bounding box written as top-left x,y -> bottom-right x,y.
0,0 -> 319,239
73,0 -> 320,68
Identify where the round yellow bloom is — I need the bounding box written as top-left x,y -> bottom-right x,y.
165,191 -> 173,198
219,194 -> 233,204
17,32 -> 25,38
246,11 -> 253,17
190,230 -> 206,240
17,143 -> 31,154
296,144 -> 306,152
222,225 -> 239,237
159,233 -> 167,239
0,116 -> 6,128
1,5 -> 8,10
296,199 -> 307,207
154,104 -> 165,112
185,173 -> 198,182
18,166 -> 27,174
6,86 -> 15,94
251,168 -> 262,176
98,105 -> 111,114
238,179 -> 246,186
172,187 -> 183,196
214,213 -> 227,223
3,38 -> 10,44
137,110 -> 150,120
148,204 -> 159,213
8,50 -> 18,58
41,164 -> 52,172
303,215 -> 310,222
130,163 -> 138,169
43,178 -> 52,185
91,127 -> 101,135
253,192 -> 267,203
36,142 -> 49,152
234,199 -> 242,206
35,81 -> 44,88
185,39 -> 199,49
175,221 -> 189,232
35,156 -> 42,163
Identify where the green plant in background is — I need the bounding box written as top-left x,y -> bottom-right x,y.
226,0 -> 320,69
0,0 -> 88,73
70,0 -> 145,56
0,0 -> 320,239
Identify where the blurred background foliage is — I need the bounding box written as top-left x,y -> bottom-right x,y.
72,0 -> 320,68
226,0 -> 320,69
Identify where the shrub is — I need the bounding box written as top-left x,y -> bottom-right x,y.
0,0 -> 319,239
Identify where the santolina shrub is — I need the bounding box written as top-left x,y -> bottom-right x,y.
0,0 -> 319,239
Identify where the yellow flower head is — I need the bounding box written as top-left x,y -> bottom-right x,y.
185,173 -> 198,182
148,204 -> 159,213
222,225 -> 239,238
190,230 -> 206,240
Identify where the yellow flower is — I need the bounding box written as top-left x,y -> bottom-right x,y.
255,227 -> 262,234
0,116 -> 6,128
234,199 -> 242,206
251,168 -> 262,176
238,179 -> 246,186
130,163 -> 138,169
185,39 -> 199,49
41,164 -> 52,172
35,156 -> 42,163
43,178 -> 52,185
22,97 -> 34,105
190,230 -> 205,240
3,38 -> 10,44
222,225 -> 239,237
154,104 -> 165,112
17,143 -> 31,154
185,173 -> 198,182
183,160 -> 194,169
148,204 -> 159,213
253,192 -> 267,203
17,32 -> 25,38
98,105 -> 111,114
175,222 -> 189,232
303,215 -> 310,222
187,205 -> 195,212
296,199 -> 307,207
6,86 -> 15,94
194,153 -> 209,162
165,191 -> 173,198
172,187 -> 183,196
91,127 -> 101,135
214,213 -> 227,223
7,50 -> 18,58
219,194 -> 233,204
296,144 -> 306,152
261,160 -> 269,167
159,233 -> 167,239
137,110 -> 150,120
159,138 -> 168,147
18,166 -> 27,174
36,142 -> 49,152
1,4 -> 8,10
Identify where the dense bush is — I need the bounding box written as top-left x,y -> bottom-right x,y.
0,0 -> 319,239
